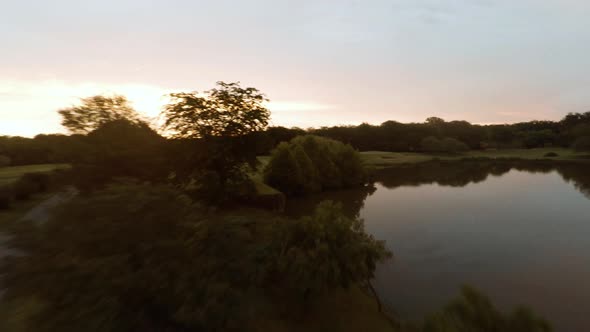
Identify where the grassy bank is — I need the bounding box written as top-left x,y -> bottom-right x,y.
253,148 -> 589,203
257,148 -> 589,177
361,148 -> 590,169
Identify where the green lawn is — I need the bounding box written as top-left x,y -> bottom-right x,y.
361,148 -> 589,169
0,164 -> 70,186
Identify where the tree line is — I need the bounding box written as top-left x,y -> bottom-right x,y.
3,113 -> 590,169
306,114 -> 590,152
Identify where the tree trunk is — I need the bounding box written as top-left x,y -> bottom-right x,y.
366,279 -> 382,313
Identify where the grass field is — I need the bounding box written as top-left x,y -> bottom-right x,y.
0,164 -> 69,186
361,148 -> 589,169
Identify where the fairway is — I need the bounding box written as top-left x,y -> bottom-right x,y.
361,148 -> 590,168
0,164 -> 69,186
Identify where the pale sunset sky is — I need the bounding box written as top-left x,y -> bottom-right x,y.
1,0 -> 590,136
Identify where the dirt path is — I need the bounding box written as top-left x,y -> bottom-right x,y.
0,187 -> 78,298
20,186 -> 78,225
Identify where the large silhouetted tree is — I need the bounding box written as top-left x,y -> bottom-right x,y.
162,81 -> 270,139
162,82 -> 271,202
58,95 -> 141,134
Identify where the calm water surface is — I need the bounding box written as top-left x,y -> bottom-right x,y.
286,162 -> 590,332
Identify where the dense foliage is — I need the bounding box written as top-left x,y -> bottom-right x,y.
162,81 -> 270,138
71,119 -> 168,191
3,112 -> 590,169
264,135 -> 366,195
302,112 -> 590,152
269,201 -> 391,301
420,136 -> 469,153
0,134 -> 86,166
58,95 -> 142,134
0,171 -> 58,209
573,136 -> 590,151
162,81 -> 271,202
0,185 -> 391,332
421,286 -> 551,332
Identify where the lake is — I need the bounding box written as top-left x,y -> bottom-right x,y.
286,161 -> 590,332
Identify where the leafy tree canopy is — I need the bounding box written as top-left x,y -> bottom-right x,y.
162,81 -> 270,138
269,201 -> 392,301
0,186 -> 392,332
58,95 -> 142,134
264,135 -> 366,196
421,286 -> 552,332
161,82 -> 271,202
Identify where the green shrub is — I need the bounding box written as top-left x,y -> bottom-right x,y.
269,201 -> 392,302
442,137 -> 470,152
421,136 -> 469,153
0,186 -> 393,331
573,136 -> 590,151
12,177 -> 40,201
422,286 -> 552,332
544,152 -> 559,158
421,136 -> 444,152
263,135 -> 366,195
0,185 -> 13,209
21,172 -> 52,192
260,142 -> 306,196
0,155 -> 10,167
1,185 -> 241,332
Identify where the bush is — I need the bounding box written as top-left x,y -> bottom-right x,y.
269,201 -> 392,302
0,186 -> 393,331
21,172 -> 52,192
0,155 -> 10,167
1,185 -> 243,332
421,136 -> 444,152
544,152 -> 559,158
573,136 -> 590,151
422,286 -> 552,332
442,137 -> 470,152
421,136 -> 469,153
10,172 -> 56,201
263,135 -> 366,195
12,177 -> 40,201
0,185 -> 13,209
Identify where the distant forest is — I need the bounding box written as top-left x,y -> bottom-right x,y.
2,112 -> 590,166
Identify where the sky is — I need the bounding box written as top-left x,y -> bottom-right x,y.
1,0 -> 590,137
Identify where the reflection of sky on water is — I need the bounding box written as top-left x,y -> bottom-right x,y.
365,169 -> 590,332
286,162 -> 590,331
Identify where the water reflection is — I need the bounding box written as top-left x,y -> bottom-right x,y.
284,161 -> 590,332
286,161 -> 590,218
285,183 -> 376,218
